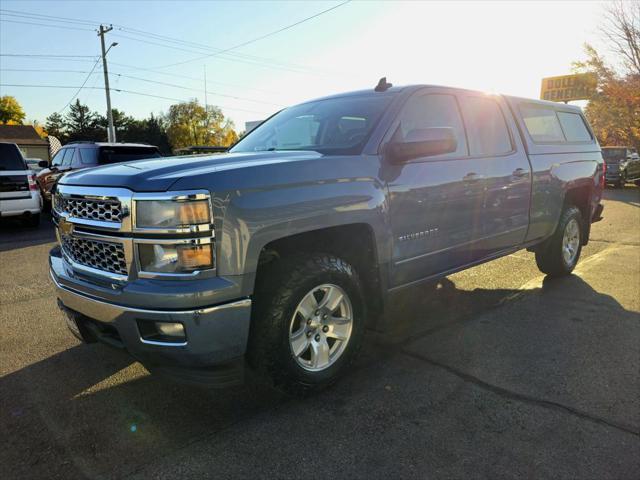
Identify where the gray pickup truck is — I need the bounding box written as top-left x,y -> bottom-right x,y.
50,81 -> 604,393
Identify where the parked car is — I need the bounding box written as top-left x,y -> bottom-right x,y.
50,82 -> 604,393
602,146 -> 640,187
25,157 -> 46,173
0,142 -> 42,226
36,142 -> 162,206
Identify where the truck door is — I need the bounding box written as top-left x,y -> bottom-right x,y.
385,88 -> 486,287
456,93 -> 531,255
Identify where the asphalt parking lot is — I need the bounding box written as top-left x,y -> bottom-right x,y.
1,187 -> 639,480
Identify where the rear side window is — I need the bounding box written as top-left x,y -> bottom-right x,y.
79,148 -> 99,165
398,94 -> 468,158
98,147 -> 161,165
520,105 -> 565,143
0,143 -> 26,170
557,112 -> 592,142
460,96 -> 512,156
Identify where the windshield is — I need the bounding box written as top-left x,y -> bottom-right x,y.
230,94 -> 394,155
99,147 -> 161,165
602,148 -> 625,161
0,143 -> 26,171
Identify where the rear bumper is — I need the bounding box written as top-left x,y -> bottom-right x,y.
50,254 -> 253,387
0,193 -> 41,216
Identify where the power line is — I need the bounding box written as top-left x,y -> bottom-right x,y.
0,53 -> 97,58
0,19 -> 95,31
58,57 -> 102,113
149,1 -> 351,69
0,9 -> 102,27
0,8 -> 331,75
112,72 -> 285,106
0,84 -> 274,115
0,66 -> 282,97
110,32 -> 321,75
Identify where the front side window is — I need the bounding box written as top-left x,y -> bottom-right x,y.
51,149 -> 65,167
230,94 -> 394,155
61,148 -> 75,167
460,96 -> 512,156
396,93 -> 467,158
520,104 -> 565,143
557,112 -> 592,142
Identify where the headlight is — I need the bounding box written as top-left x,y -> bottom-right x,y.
138,242 -> 214,273
135,199 -> 211,229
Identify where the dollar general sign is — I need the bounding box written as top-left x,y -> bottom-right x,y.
540,73 -> 597,102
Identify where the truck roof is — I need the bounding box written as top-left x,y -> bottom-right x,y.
65,141 -> 158,148
301,84 -> 584,114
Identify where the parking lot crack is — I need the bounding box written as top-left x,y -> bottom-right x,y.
401,349 -> 640,438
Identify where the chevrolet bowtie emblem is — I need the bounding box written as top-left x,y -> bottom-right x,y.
59,217 -> 74,235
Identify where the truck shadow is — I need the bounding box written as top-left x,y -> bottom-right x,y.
0,212 -> 56,252
1,274 -> 637,478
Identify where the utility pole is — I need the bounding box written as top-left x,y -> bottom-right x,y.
98,24 -> 116,142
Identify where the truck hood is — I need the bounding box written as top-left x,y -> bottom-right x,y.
59,151 -> 322,191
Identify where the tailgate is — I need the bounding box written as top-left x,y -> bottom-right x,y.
0,170 -> 30,199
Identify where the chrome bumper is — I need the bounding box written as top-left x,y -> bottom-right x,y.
51,266 -> 252,366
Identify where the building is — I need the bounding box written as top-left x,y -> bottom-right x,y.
0,125 -> 50,161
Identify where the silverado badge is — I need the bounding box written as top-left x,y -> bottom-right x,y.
59,217 -> 74,236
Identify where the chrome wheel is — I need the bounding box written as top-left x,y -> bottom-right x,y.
288,284 -> 353,372
562,218 -> 580,266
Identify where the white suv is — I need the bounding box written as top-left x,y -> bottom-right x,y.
0,142 -> 42,227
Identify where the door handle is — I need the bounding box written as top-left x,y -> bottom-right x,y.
512,168 -> 528,178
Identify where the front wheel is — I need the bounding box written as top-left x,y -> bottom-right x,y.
535,206 -> 583,277
248,253 -> 365,394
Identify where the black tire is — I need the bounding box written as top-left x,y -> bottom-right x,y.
248,253 -> 366,395
25,213 -> 40,227
617,176 -> 625,188
535,205 -> 583,277
634,180 -> 640,187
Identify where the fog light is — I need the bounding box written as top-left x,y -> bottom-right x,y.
156,322 -> 185,337
138,320 -> 186,345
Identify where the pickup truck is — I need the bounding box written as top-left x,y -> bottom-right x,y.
50,81 -> 605,393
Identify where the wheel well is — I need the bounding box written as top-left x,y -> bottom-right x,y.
563,185 -> 592,244
255,224 -> 384,316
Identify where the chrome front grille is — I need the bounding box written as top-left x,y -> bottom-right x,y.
56,194 -> 123,223
61,235 -> 127,275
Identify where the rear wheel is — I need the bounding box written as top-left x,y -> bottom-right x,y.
248,253 -> 365,394
535,206 -> 583,277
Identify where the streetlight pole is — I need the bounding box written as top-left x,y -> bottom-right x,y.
98,24 -> 116,142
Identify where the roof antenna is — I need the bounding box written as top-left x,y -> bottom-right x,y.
374,77 -> 392,92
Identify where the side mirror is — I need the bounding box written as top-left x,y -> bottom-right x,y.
387,127 -> 457,163
38,160 -> 49,168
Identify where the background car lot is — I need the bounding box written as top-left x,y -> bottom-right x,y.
1,186 -> 638,480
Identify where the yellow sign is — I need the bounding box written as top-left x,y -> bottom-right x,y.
540,73 -> 597,102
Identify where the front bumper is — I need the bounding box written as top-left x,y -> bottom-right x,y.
50,252 -> 252,387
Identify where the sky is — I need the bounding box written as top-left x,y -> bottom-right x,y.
0,0 -> 609,131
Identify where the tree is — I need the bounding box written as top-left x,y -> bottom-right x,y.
0,96 -> 26,124
572,2 -> 640,150
600,1 -> 640,76
164,99 -> 238,150
45,112 -> 67,142
65,100 -> 104,142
